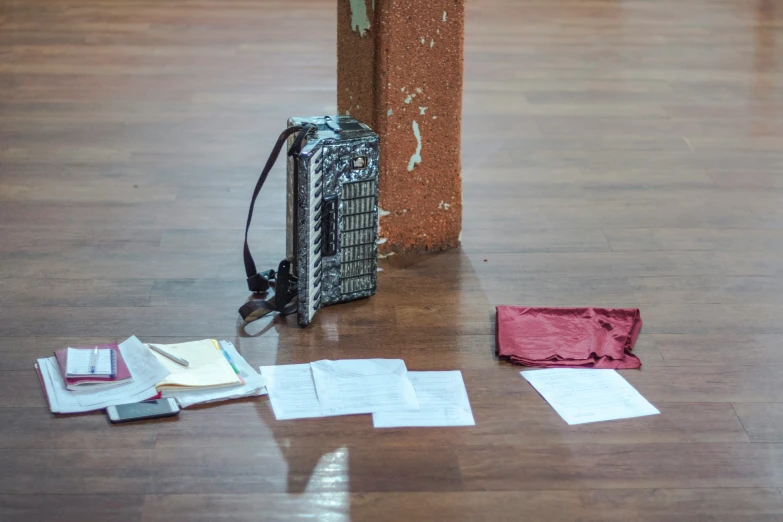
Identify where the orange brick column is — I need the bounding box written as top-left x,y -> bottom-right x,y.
338,0 -> 464,255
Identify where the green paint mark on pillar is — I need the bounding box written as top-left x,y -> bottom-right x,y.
349,0 -> 371,36
408,120 -> 422,171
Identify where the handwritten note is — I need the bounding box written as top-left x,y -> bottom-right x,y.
310,359 -> 420,416
373,371 -> 475,428
521,368 -> 659,425
260,364 -> 327,420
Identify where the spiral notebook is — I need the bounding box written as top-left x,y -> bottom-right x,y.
54,343 -> 132,390
64,347 -> 114,377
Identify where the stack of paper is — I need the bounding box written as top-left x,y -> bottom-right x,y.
261,359 -> 475,428
36,336 -> 171,414
36,337 -> 267,414
158,340 -> 266,408
147,339 -> 244,391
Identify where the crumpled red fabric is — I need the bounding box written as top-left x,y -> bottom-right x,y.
496,306 -> 643,369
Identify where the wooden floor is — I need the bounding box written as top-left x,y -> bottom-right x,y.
2,0 -> 783,520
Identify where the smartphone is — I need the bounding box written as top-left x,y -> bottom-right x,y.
106,398 -> 180,423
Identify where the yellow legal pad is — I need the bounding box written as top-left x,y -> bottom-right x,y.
146,339 -> 242,391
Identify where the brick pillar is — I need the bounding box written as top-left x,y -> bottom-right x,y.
338,0 -> 464,255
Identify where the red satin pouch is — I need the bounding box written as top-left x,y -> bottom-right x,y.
496,306 -> 643,369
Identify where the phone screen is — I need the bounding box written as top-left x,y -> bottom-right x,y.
113,400 -> 175,420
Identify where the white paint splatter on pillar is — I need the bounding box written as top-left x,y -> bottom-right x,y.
419,106 -> 428,115
349,0 -> 371,35
408,120 -> 422,171
443,11 -> 447,21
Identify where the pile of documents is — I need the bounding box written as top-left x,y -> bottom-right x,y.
149,339 -> 266,408
35,336 -> 266,414
261,359 -> 475,428
36,336 -> 170,414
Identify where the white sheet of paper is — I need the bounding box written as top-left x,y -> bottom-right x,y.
372,371 -> 475,428
521,368 -> 659,425
310,359 -> 419,416
163,341 -> 266,408
37,336 -> 170,414
260,364 -> 327,420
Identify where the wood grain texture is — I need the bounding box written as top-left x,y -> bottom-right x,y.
138,490 -> 783,522
2,0 -> 783,520
0,495 -> 144,522
457,443 -> 783,490
733,403 -> 783,442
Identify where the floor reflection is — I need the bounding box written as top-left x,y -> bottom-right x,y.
233,249 -> 492,518
303,446 -> 350,494
753,0 -> 777,100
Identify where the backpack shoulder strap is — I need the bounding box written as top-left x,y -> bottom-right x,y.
240,123 -> 316,322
